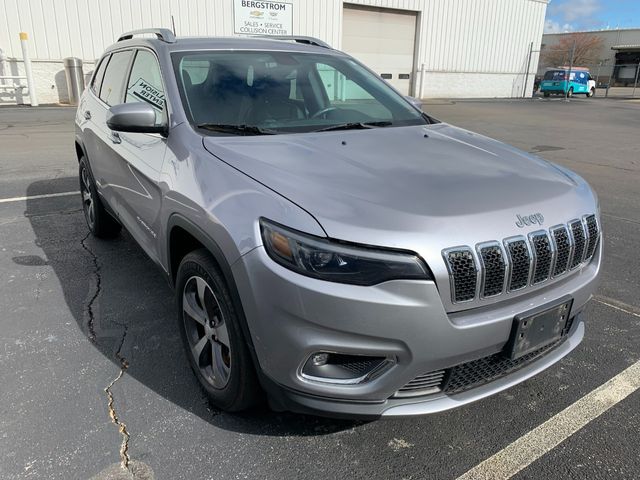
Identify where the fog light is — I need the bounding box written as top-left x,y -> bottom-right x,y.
301,352 -> 393,385
312,352 -> 330,366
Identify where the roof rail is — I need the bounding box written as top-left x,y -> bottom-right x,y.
257,35 -> 331,49
117,28 -> 176,44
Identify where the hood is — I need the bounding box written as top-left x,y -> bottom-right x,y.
202,124 -> 595,250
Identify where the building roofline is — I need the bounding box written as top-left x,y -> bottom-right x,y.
543,27 -> 640,36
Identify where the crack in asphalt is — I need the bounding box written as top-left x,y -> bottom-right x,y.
105,326 -> 132,473
80,231 -> 133,474
80,232 -> 99,344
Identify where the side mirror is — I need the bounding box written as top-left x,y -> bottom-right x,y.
405,95 -> 423,110
106,102 -> 167,135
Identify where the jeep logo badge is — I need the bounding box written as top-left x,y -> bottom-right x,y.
516,213 -> 544,228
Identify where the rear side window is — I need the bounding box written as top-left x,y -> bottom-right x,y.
544,70 -> 566,81
99,50 -> 134,106
125,50 -> 166,123
91,55 -> 109,95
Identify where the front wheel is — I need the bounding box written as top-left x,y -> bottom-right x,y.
176,249 -> 262,412
586,87 -> 595,97
543,91 -> 550,98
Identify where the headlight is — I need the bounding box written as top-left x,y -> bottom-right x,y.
260,218 -> 433,286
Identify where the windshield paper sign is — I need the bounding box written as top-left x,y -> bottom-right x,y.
234,0 -> 293,35
127,78 -> 165,111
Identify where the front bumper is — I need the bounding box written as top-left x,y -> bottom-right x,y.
232,243 -> 600,418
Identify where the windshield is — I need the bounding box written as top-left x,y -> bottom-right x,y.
171,50 -> 428,134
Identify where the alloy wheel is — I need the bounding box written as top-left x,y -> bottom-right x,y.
182,275 -> 232,389
80,167 -> 95,229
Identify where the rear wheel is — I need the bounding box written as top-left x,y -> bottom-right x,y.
543,91 -> 550,98
176,249 -> 262,411
79,157 -> 121,238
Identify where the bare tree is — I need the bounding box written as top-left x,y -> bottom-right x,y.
541,33 -> 604,68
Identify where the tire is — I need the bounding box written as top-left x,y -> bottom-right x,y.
587,88 -> 595,98
176,249 -> 262,412
567,87 -> 573,98
543,91 -> 550,98
79,157 -> 121,238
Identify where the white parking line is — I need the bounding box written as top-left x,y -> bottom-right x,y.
457,360 -> 640,480
0,191 -> 79,204
595,296 -> 640,319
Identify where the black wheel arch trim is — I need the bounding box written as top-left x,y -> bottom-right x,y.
166,213 -> 266,383
76,143 -> 120,223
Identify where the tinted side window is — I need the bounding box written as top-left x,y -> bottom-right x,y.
99,50 -> 133,106
125,50 -> 166,123
91,55 -> 109,95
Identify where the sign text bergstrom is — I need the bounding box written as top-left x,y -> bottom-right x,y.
234,0 -> 293,36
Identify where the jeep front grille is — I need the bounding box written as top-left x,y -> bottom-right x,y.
443,248 -> 477,303
530,231 -> 553,284
551,226 -> 571,277
443,214 -> 599,304
478,243 -> 506,297
505,238 -> 531,291
569,220 -> 586,269
584,215 -> 599,260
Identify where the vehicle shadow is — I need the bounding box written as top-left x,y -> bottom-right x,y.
24,177 -> 362,436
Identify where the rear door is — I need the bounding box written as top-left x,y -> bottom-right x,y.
83,49 -> 135,209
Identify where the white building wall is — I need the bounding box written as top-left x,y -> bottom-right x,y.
0,0 -> 547,104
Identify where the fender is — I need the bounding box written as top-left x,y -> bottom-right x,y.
166,213 -> 263,370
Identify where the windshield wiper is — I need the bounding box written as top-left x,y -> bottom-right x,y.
197,123 -> 277,135
314,121 -> 392,132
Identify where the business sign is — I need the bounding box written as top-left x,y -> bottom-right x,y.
234,0 -> 293,36
127,78 -> 165,111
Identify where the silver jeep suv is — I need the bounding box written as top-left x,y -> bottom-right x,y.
75,29 -> 601,418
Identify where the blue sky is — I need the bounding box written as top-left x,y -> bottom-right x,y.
544,0 -> 640,33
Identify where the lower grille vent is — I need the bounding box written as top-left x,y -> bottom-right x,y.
395,370 -> 445,397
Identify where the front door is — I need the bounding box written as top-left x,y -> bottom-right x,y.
109,49 -> 168,262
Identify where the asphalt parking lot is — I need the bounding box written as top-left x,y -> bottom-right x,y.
1,97 -> 639,480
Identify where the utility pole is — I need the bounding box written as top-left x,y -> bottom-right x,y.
633,59 -> 640,98
565,40 -> 575,102
522,42 -> 533,98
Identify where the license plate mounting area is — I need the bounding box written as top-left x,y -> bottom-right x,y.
505,298 -> 573,360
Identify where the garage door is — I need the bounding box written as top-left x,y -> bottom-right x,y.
342,5 -> 417,96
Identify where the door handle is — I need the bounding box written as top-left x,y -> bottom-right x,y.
110,131 -> 121,144
84,110 -> 91,120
